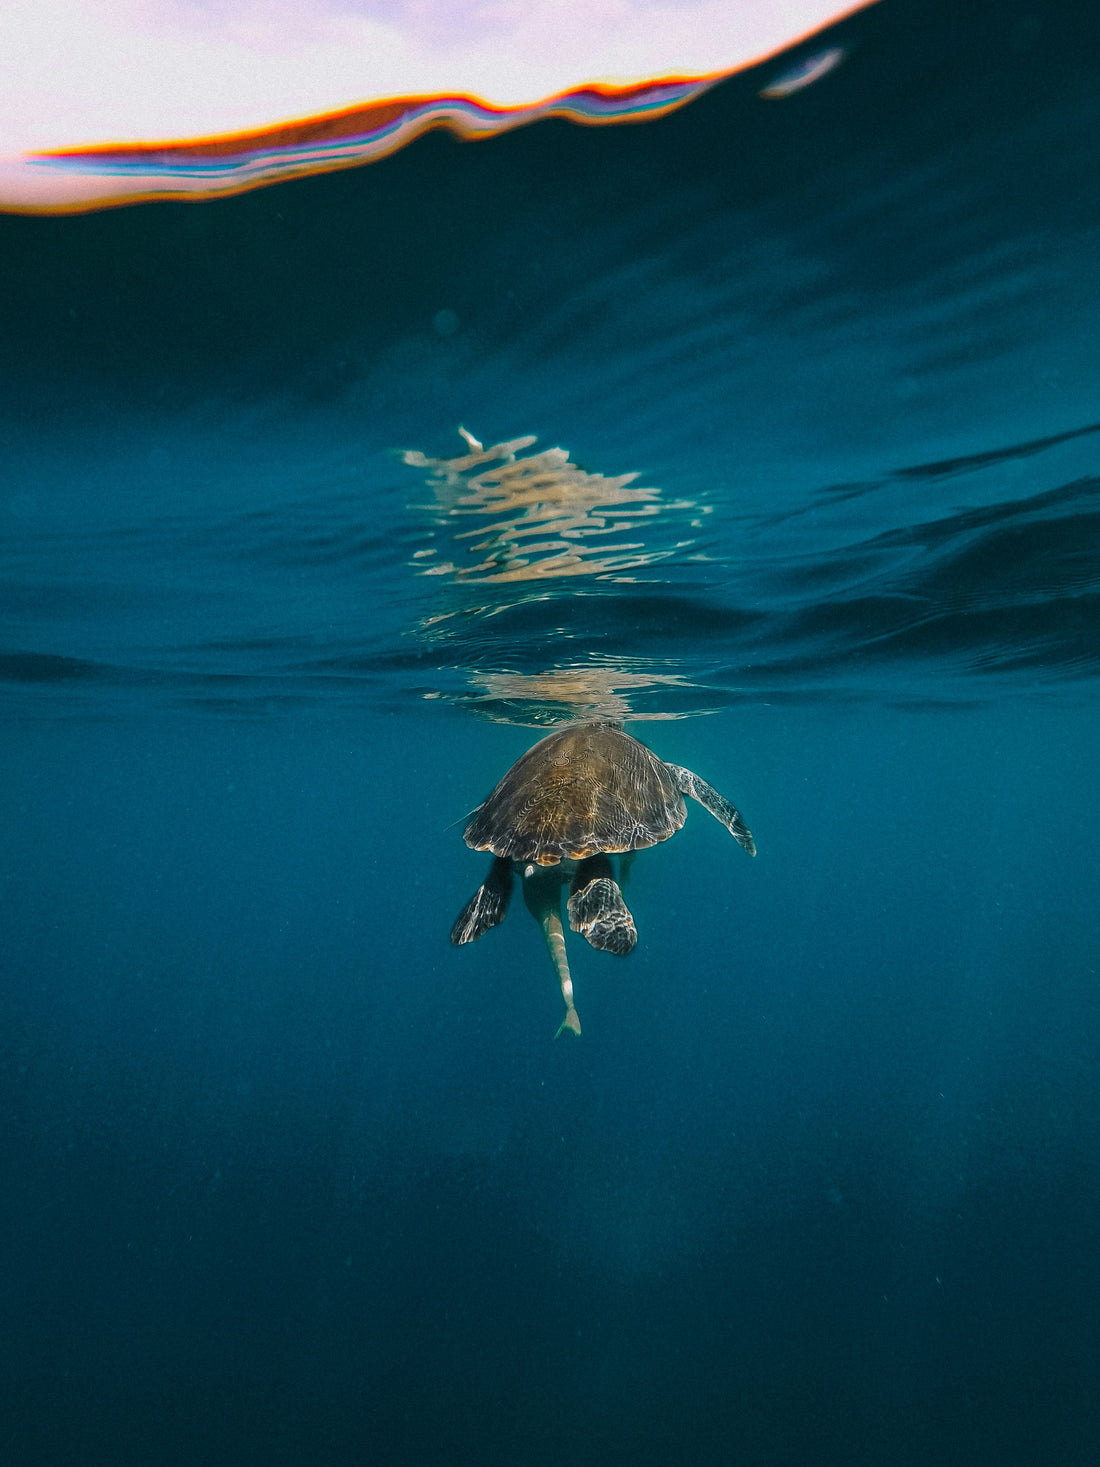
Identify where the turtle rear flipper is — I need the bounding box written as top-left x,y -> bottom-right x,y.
451,856 -> 514,944
667,763 -> 756,856
568,856 -> 637,955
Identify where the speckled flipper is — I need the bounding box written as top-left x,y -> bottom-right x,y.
451,855 -> 514,944
567,855 -> 637,955
666,764 -> 756,856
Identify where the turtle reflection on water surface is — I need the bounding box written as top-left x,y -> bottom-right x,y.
451,721 -> 755,1036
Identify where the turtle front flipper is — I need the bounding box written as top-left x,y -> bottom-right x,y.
451,856 -> 514,944
522,867 -> 581,1037
567,855 -> 637,956
666,763 -> 756,856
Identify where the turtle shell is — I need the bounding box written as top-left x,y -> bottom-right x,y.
463,721 -> 686,866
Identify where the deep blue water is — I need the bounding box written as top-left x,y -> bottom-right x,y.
3,1 -> 1100,1462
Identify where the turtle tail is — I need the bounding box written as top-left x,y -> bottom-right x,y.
546,910 -> 582,1038
522,868 -> 582,1037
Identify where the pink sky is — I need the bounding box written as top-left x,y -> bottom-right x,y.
0,0 -> 872,209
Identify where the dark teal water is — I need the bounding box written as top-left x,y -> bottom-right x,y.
3,1 -> 1099,1462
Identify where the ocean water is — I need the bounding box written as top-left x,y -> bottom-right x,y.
3,1 -> 1100,1463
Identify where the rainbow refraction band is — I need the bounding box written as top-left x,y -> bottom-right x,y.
22,77 -> 717,214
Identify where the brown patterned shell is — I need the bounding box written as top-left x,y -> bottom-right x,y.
462,722 -> 686,867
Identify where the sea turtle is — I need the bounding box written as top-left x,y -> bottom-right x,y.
450,720 -> 755,1035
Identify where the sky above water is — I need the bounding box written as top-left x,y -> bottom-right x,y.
2,0 -> 870,154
